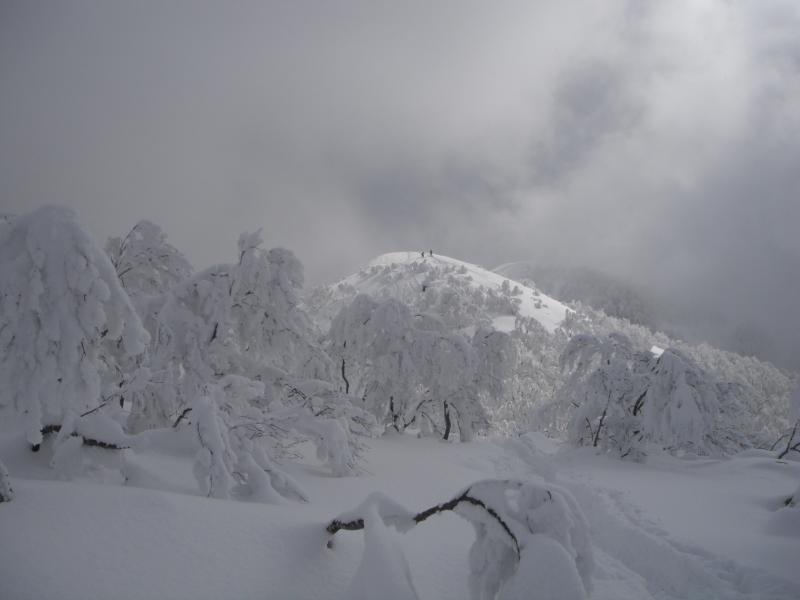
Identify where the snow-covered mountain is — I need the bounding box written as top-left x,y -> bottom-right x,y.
307,251 -> 570,335
306,250 -> 795,445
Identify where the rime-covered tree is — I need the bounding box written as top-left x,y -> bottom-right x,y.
639,348 -> 724,454
327,294 -> 514,441
328,295 -> 424,431
560,303 -> 793,446
105,220 -> 193,301
559,334 -> 649,459
414,327 -> 497,442
559,333 -> 734,458
128,230 -> 369,499
0,207 -> 149,449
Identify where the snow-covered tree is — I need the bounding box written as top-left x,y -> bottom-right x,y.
560,303 -> 794,446
557,332 -> 735,459
0,207 -> 149,449
413,328 -> 494,442
558,334 -> 649,459
639,348 -> 724,455
105,220 -> 193,301
127,230 -> 370,499
327,295 -> 514,441
328,295 -> 426,432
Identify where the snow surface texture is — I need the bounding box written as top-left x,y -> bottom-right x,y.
2,418 -> 799,600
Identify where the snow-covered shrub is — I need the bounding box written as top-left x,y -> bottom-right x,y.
0,207 -> 149,448
327,479 -> 594,600
0,458 -> 13,502
189,378 -> 312,502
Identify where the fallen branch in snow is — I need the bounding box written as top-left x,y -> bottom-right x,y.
327,485 -> 521,556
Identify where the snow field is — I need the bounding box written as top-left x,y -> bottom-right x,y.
2,424 -> 798,600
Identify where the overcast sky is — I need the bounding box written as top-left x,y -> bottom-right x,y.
1,0 -> 799,368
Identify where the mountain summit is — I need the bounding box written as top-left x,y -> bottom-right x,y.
308,251 -> 570,335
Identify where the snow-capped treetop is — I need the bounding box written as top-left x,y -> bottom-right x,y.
0,206 -> 149,446
105,220 -> 193,299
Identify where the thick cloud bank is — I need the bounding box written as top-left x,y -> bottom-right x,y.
1,1 -> 798,367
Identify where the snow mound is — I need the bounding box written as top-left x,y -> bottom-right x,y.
347,504 -> 421,600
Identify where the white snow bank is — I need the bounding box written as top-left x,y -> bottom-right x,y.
2,421 -> 798,600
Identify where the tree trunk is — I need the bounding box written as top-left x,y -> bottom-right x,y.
593,393 -> 611,447
443,401 -> 452,441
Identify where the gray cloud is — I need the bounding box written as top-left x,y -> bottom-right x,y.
1,0 -> 799,368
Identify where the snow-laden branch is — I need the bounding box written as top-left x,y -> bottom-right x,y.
327,487 -> 521,556
327,479 -> 594,600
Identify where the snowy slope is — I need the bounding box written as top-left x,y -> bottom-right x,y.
309,251 -> 570,334
493,261 -> 655,329
1,418 -> 798,600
